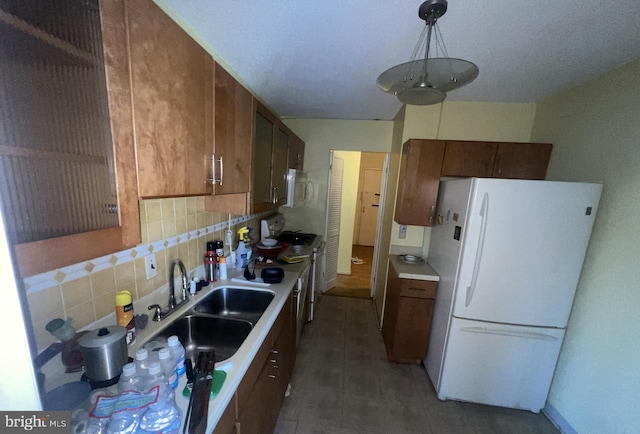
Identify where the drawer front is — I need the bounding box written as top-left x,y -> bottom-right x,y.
400,279 -> 437,299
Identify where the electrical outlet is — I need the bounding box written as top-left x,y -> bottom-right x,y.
399,224 -> 407,239
145,254 -> 157,280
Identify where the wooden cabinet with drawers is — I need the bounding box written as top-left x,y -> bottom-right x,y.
382,260 -> 437,364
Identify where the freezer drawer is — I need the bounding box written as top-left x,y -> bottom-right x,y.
437,317 -> 565,413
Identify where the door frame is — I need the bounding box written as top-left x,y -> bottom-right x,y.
324,150 -> 390,299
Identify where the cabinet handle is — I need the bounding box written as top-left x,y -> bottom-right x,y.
272,187 -> 278,204
206,154 -> 222,185
219,155 -> 224,185
270,349 -> 279,354
429,205 -> 435,223
268,374 -> 277,379
272,365 -> 279,369
270,359 -> 277,363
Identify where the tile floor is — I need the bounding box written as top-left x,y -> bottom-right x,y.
275,295 -> 560,434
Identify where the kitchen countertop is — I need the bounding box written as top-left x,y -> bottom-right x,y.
389,254 -> 440,281
42,260 -> 305,433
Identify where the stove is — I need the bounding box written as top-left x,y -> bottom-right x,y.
260,213 -> 324,322
276,231 -> 317,246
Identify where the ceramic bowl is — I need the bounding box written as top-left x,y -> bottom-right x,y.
261,238 -> 278,247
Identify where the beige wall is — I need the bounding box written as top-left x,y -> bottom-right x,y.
530,59 -> 640,433
281,119 -> 394,237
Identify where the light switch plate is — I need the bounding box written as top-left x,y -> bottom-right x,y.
145,254 -> 157,280
399,225 -> 407,239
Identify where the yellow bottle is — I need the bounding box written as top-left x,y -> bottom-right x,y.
115,290 -> 136,345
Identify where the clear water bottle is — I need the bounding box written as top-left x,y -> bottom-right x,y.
158,347 -> 178,389
138,362 -> 181,434
167,336 -> 186,378
117,362 -> 145,394
135,347 -> 152,380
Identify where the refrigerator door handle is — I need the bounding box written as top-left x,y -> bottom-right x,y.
460,326 -> 559,341
466,193 -> 489,307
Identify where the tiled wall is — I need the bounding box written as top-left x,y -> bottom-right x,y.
24,196 -> 269,351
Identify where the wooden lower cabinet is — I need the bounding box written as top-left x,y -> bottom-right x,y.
382,261 -> 436,364
233,294 -> 296,434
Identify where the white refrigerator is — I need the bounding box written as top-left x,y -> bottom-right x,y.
425,178 -> 602,413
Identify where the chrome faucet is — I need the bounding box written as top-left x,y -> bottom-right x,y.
168,258 -> 189,308
148,258 -> 189,321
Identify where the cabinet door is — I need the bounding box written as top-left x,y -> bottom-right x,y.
127,0 -> 212,197
213,63 -> 254,195
253,104 -> 276,212
382,262 -> 400,354
493,142 -> 552,179
288,134 -> 305,170
272,126 -> 289,206
394,140 -> 445,226
441,141 -> 498,177
392,297 -> 434,362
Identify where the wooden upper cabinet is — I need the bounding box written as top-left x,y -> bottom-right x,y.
126,0 -> 212,198
288,133 -> 305,170
252,103 -> 277,212
273,125 -> 290,205
441,141 -> 552,180
493,142 -> 552,179
395,139 -> 445,226
441,141 -> 498,177
212,63 -> 254,195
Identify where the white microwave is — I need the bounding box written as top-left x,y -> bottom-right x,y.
283,169 -> 308,208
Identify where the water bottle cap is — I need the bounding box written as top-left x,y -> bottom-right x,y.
148,361 -> 161,375
167,336 -> 180,347
122,362 -> 137,376
158,347 -> 171,360
135,347 -> 148,360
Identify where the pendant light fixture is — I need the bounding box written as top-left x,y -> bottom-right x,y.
377,0 -> 478,105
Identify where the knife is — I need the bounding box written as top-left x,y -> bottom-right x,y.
187,350 -> 216,434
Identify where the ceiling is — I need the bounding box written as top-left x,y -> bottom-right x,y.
157,0 -> 640,121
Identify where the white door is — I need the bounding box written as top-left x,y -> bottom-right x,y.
356,169 -> 382,246
324,154 -> 344,292
453,178 -> 602,327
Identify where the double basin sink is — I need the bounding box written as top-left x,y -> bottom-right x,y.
146,287 -> 275,363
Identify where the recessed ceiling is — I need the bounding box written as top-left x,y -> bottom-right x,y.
156,0 -> 640,121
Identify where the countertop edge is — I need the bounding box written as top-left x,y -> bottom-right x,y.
389,255 -> 440,281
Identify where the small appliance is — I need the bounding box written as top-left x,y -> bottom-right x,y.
283,169 -> 309,208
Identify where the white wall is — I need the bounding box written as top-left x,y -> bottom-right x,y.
530,58 -> 640,434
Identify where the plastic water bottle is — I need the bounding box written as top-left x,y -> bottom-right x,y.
138,362 -> 181,434
167,336 -> 186,378
135,347 -> 152,378
117,362 -> 145,393
158,347 -> 178,389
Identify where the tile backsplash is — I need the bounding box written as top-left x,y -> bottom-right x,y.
24,196 -> 269,351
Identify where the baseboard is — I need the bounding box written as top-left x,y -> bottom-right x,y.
543,402 -> 577,434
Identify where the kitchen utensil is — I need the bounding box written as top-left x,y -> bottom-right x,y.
260,238 -> 278,247
78,325 -> 128,383
400,254 -> 424,264
187,350 -> 216,434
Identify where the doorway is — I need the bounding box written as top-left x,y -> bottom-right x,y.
324,151 -> 387,299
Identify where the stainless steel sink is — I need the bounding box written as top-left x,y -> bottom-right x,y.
147,287 -> 276,363
152,315 -> 253,363
193,287 -> 275,325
